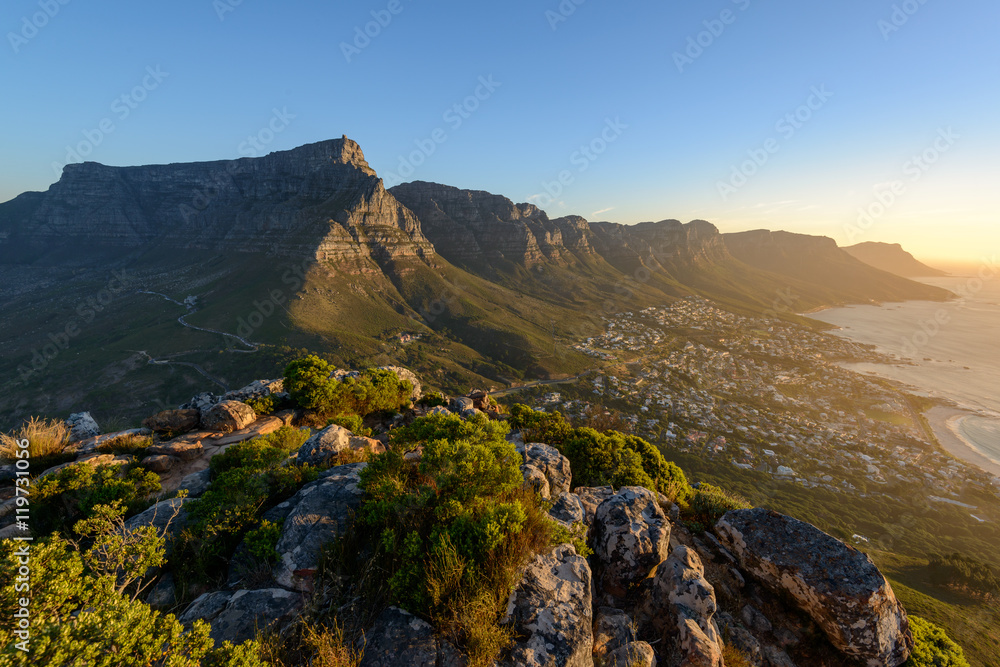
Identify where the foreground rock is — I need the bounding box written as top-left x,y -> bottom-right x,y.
715,508 -> 913,667
642,546 -> 723,667
502,544 -> 593,667
592,487 -> 670,604
272,463 -> 366,592
143,409 -> 200,434
66,412 -> 100,442
517,442 -> 572,497
573,486 -> 615,528
201,400 -> 256,433
360,607 -> 464,667
295,425 -> 382,467
179,588 -> 302,644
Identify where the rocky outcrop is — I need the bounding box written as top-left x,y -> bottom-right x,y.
605,642 -> 657,667
201,400 -> 256,434
66,412 -> 100,443
502,544 -> 594,667
549,492 -> 586,528
143,409 -> 200,434
0,139 -> 436,269
272,463 -> 366,592
591,487 -> 670,604
642,546 -> 723,667
715,508 -> 913,667
389,181 -> 594,271
179,588 -> 302,645
294,424 -> 381,467
360,607 -> 465,667
573,486 -> 616,528
593,607 -> 636,660
518,442 -> 571,497
177,468 -> 212,498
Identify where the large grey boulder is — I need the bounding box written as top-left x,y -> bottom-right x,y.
549,492 -> 586,528
715,508 -> 913,667
573,486 -> 615,528
201,400 -> 256,433
605,642 -> 657,667
177,469 -> 212,498
295,424 -> 352,466
66,412 -> 100,443
222,378 -> 286,403
642,546 -> 723,667
591,487 -> 670,604
179,588 -> 302,644
517,442 -> 572,497
272,463 -> 366,592
501,544 -> 594,667
359,607 -> 463,667
143,409 -> 200,434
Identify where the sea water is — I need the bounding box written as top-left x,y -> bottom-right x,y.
809,273 -> 1000,469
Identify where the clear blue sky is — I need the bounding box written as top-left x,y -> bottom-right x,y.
2,0 -> 997,262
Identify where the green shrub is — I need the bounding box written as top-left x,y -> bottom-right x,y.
905,616 -> 971,667
245,520 -> 283,564
328,414 -> 371,436
927,553 -> 1000,599
0,533 -> 263,666
508,404 -> 572,445
284,357 -> 412,418
360,413 -> 554,666
688,483 -> 751,529
244,394 -> 278,415
176,429 -> 316,588
32,462 -> 161,536
417,392 -> 448,409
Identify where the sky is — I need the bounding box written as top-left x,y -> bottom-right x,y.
1,0 -> 997,264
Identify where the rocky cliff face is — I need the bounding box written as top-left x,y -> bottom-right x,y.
0,138 -> 435,269
389,181 -> 593,269
589,219 -> 731,273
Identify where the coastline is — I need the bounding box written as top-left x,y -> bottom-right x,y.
925,406 -> 1000,477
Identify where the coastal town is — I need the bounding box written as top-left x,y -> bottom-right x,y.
520,297 -> 999,532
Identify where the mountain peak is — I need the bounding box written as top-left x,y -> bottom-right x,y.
843,242 -> 948,278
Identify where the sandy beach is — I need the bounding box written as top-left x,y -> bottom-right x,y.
925,406 -> 1000,477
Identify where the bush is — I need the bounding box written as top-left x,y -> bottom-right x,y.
328,414 -> 371,437
244,394 -> 278,415
360,413 -> 554,666
245,520 -> 283,564
927,553 -> 1000,600
0,534 -> 264,666
508,404 -> 572,445
417,392 -> 448,409
905,616 -> 971,667
687,483 -> 751,529
284,357 -> 413,418
176,429 -> 316,588
32,462 -> 161,536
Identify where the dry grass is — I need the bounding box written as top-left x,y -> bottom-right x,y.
722,643 -> 755,667
96,433 -> 154,457
0,416 -> 69,462
255,620 -> 363,667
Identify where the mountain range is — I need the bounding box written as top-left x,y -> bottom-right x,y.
0,137 -> 952,427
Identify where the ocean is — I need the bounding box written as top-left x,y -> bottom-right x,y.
809,271 -> 1000,474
